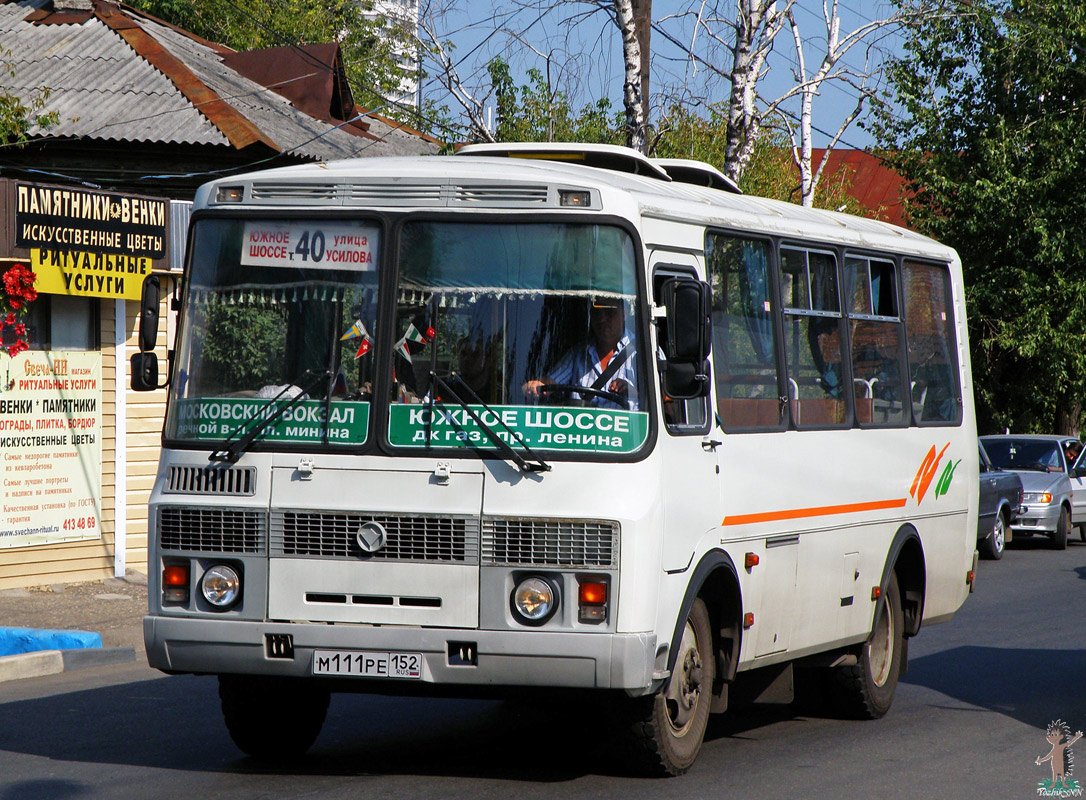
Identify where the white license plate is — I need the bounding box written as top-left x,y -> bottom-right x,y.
312,649 -> 422,679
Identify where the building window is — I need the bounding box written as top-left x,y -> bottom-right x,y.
5,295 -> 100,352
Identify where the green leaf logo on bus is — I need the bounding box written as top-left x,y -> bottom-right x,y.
910,442 -> 958,504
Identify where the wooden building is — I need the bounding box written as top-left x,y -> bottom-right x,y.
0,0 -> 438,588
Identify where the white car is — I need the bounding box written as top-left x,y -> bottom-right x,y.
979,434 -> 1086,550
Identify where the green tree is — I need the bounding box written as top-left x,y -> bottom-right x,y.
128,0 -> 413,116
872,1 -> 1086,435
0,47 -> 59,146
487,57 -> 623,145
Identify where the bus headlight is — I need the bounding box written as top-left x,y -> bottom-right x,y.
511,576 -> 559,625
201,565 -> 241,608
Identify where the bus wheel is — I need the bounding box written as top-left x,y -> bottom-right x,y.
218,674 -> 330,760
830,573 -> 903,720
626,598 -> 714,776
979,512 -> 1006,560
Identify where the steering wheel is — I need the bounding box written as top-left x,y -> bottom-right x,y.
539,382 -> 629,410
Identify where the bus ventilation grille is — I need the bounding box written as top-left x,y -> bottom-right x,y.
271,511 -> 479,564
158,507 -> 265,554
250,182 -> 339,200
453,185 -> 549,205
481,518 -> 618,568
165,466 -> 256,496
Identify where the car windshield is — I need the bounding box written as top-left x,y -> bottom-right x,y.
982,439 -> 1063,472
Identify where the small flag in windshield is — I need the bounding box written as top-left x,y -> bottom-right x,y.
394,317 -> 435,363
340,319 -> 373,359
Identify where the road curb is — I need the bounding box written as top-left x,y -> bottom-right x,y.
0,646 -> 136,683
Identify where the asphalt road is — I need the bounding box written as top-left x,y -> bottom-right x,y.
1,534 -> 1083,800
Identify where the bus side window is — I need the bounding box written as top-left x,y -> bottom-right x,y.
705,233 -> 784,431
902,261 -> 962,425
780,247 -> 848,428
846,256 -> 907,427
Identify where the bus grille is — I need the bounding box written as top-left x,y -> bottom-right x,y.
158,507 -> 266,554
481,518 -> 618,568
165,465 -> 256,496
271,511 -> 479,564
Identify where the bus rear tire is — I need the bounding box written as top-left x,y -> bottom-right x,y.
621,598 -> 714,776
218,674 -> 330,760
829,573 -> 903,720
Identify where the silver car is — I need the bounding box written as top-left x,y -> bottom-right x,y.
978,434 -> 1086,550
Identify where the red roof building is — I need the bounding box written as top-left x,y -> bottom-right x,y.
811,148 -> 912,230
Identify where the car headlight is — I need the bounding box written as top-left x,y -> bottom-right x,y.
511,576 -> 559,625
1022,492 -> 1053,504
201,564 -> 241,608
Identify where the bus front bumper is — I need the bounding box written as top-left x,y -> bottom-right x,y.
144,615 -> 658,692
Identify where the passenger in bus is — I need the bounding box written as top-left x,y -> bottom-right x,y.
522,295 -> 638,410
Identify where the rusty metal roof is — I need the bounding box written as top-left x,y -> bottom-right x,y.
0,0 -> 438,160
810,148 -> 911,230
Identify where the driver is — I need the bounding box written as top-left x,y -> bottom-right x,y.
523,295 -> 639,410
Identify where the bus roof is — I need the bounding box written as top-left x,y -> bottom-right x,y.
195,146 -> 952,262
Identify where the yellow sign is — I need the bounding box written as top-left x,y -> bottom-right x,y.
31,248 -> 149,300
0,351 -> 102,549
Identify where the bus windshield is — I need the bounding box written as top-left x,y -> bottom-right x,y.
165,217 -> 650,456
165,217 -> 381,448
387,220 -> 648,455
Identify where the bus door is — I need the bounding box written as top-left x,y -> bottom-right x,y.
651,250 -> 721,573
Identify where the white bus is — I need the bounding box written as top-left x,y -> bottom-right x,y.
134,143 -> 978,775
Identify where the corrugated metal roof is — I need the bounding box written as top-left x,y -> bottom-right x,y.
0,0 -> 437,158
2,0 -> 225,145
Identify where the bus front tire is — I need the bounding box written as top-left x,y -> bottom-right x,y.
218,674 -> 330,760
622,597 -> 715,776
829,573 -> 903,720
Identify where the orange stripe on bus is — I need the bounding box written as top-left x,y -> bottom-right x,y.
722,498 -> 908,527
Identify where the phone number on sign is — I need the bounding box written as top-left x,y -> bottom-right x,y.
61,515 -> 96,531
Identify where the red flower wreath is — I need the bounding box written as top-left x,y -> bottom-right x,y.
0,264 -> 38,357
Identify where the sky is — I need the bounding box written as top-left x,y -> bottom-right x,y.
417,0 -> 910,149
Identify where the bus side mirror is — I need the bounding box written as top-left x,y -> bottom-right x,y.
131,274 -> 164,392
662,358 -> 711,400
659,277 -> 712,399
661,277 -> 711,362
138,275 -> 160,353
131,352 -> 159,392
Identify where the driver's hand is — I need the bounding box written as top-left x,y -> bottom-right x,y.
523,379 -> 547,399
608,378 -> 629,397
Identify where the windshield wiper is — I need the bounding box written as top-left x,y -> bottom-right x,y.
429,371 -> 550,474
209,369 -> 333,464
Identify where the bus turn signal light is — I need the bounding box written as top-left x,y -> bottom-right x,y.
163,563 -> 190,604
578,579 -> 608,623
745,552 -> 760,570
743,612 -> 754,629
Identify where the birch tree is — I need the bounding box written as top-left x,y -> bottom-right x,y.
678,0 -> 922,205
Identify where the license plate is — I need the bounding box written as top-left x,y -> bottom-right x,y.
312,649 -> 422,679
